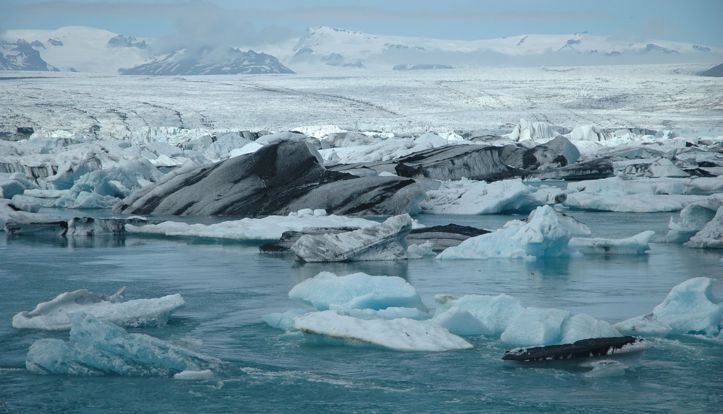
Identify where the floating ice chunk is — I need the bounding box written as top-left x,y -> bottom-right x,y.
291,214 -> 412,262
288,271 -> 424,311
666,197 -> 721,243
406,241 -> 436,258
126,209 -> 377,241
433,294 -> 525,336
564,192 -> 706,213
505,119 -> 563,143
647,158 -> 689,178
560,313 -> 621,344
437,205 -> 590,259
569,231 -> 655,255
26,313 -> 218,376
615,277 -> 723,336
421,178 -> 543,215
685,206 -> 723,249
173,369 -> 215,380
294,311 -> 472,351
563,176 -> 720,212
500,307 -> 570,346
12,288 -> 184,330
263,309 -> 309,331
0,173 -> 34,199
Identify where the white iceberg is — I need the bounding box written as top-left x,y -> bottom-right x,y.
569,231 -> 655,255
437,205 -> 590,259
26,313 -> 218,376
421,178 -> 547,215
126,209 -> 378,241
12,288 -> 184,330
564,192 -> 707,213
615,277 -> 722,337
294,311 -> 472,352
288,271 -> 425,311
263,309 -> 310,331
685,206 -> 723,249
291,214 -> 412,262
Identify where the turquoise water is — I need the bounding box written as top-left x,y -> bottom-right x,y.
1,211 -> 721,413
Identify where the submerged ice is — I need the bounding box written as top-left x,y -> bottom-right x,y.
26,313 -> 218,376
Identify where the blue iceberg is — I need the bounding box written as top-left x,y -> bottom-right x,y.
26,313 -> 219,376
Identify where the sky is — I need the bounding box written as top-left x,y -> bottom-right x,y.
1,0 -> 722,47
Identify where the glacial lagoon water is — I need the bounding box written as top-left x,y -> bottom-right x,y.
1,211 -> 721,413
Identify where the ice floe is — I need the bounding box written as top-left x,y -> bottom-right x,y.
615,277 -> 722,337
126,209 -> 377,241
291,214 -> 412,262
288,271 -> 425,311
26,313 -> 218,376
12,288 -> 184,330
294,311 -> 472,352
437,205 -> 591,259
569,231 -> 655,255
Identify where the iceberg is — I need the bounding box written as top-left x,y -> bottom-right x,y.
294,311 -> 472,351
569,231 -> 655,255
437,205 -> 590,259
685,206 -> 723,249
433,294 -> 525,336
126,209 -> 377,242
288,271 -> 425,311
666,197 -> 722,243
291,214 -> 412,262
26,313 -> 218,376
12,288 -> 184,330
500,307 -> 570,346
432,293 -> 621,346
615,277 -> 722,337
562,176 -> 721,213
421,178 -> 546,215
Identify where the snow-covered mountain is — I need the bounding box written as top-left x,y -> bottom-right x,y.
1,27 -> 150,73
0,40 -> 57,71
1,25 -> 720,74
700,62 -> 723,77
290,26 -> 720,68
119,48 -> 293,75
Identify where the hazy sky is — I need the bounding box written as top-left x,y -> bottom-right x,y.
2,0 -> 722,47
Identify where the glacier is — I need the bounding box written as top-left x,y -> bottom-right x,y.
615,277 -> 723,337
287,271 -> 425,311
293,311 -> 472,352
291,214 -> 412,262
12,288 -> 185,330
26,313 -> 218,376
126,209 -> 378,242
437,205 -> 591,259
